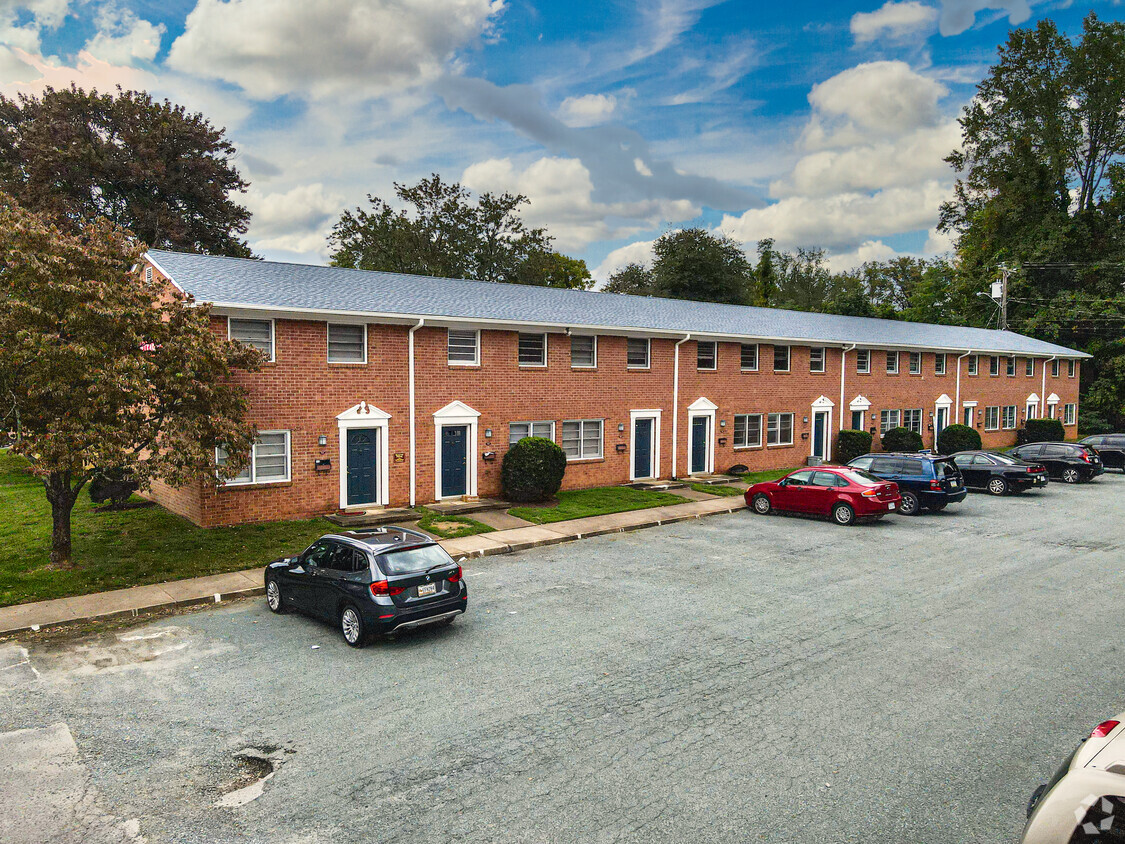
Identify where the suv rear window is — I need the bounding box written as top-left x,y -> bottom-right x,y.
871,457 -> 898,474
936,460 -> 960,478
898,458 -> 925,476
377,544 -> 455,575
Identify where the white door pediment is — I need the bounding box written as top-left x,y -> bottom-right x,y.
337,401 -> 391,422
687,397 -> 718,412
433,400 -> 481,419
935,394 -> 953,407
1047,393 -> 1060,404
849,395 -> 871,411
1026,392 -> 1040,403
812,395 -> 835,409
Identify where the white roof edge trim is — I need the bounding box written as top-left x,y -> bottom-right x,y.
144,253 -> 185,294
201,301 -> 1090,359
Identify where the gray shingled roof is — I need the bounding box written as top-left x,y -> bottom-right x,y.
147,249 -> 1088,358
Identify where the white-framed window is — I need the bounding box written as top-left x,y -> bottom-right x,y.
627,337 -> 650,369
1068,359 -> 1076,378
934,353 -> 946,375
145,266 -> 153,283
1006,356 -> 1016,377
740,343 -> 758,371
1002,405 -> 1017,429
509,421 -> 554,445
216,431 -> 290,486
733,413 -> 763,448
1026,357 -> 1034,377
1064,403 -> 1076,425
447,329 -> 480,366
327,323 -> 366,363
903,408 -> 923,434
697,340 -> 717,370
1051,359 -> 1060,377
880,409 -> 901,434
968,355 -> 979,375
766,412 -> 793,446
518,332 -> 547,367
773,345 -> 790,372
855,349 -> 871,374
886,351 -> 899,374
561,419 -> 603,460
809,347 -> 826,373
570,335 -> 597,368
908,352 -> 921,374
984,406 -> 1000,431
963,405 -> 974,427
228,317 -> 274,361
989,355 -> 1000,376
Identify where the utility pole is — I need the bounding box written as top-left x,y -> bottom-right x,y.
990,265 -> 1009,330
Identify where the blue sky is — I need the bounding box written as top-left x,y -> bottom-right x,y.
0,0 -> 1118,279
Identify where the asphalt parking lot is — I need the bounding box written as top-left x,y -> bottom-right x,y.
2,472 -> 1124,844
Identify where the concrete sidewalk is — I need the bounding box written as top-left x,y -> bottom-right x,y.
0,495 -> 746,636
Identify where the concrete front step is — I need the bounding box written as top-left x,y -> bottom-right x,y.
325,507 -> 419,527
685,474 -> 741,486
622,479 -> 687,491
425,498 -> 510,516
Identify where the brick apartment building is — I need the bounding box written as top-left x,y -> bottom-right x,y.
143,250 -> 1087,527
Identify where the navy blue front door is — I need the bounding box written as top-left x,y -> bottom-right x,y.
690,416 -> 708,474
634,418 -> 653,479
346,429 -> 378,506
441,425 -> 468,497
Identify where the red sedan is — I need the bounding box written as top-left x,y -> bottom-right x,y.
744,466 -> 901,526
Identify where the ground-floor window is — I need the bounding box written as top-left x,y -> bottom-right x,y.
561,419 -> 603,460
880,409 -> 901,434
509,421 -> 554,444
1064,403 -> 1076,425
766,413 -> 793,446
1002,405 -> 1017,429
903,408 -> 923,434
216,431 -> 290,485
984,406 -> 1000,431
733,413 -> 762,448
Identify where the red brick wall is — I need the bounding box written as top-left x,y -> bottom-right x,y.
140,284 -> 1081,526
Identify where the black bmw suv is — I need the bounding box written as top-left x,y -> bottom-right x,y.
950,450 -> 1049,495
847,452 -> 967,515
1008,442 -> 1104,484
264,527 -> 467,647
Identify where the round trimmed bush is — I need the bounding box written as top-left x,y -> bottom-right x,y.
881,426 -> 923,453
835,429 -> 873,464
501,436 -> 567,503
936,423 -> 981,455
1024,417 -> 1065,444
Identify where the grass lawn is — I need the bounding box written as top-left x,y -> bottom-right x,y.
0,450 -> 335,608
508,486 -> 688,525
740,468 -> 797,485
689,483 -> 745,497
415,508 -> 495,540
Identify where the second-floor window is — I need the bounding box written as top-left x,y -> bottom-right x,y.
740,343 -> 758,371
518,332 -> 547,367
990,355 -> 1001,376
1051,359 -> 1060,377
229,318 -> 274,361
1068,359 -> 1076,377
1026,357 -> 1034,377
968,355 -> 979,375
774,345 -> 790,372
697,341 -> 717,370
327,323 -> 366,363
447,329 -> 479,365
1006,356 -> 1016,376
909,352 -> 921,374
935,353 -> 946,375
809,347 -> 826,373
886,351 -> 899,374
570,335 -> 596,368
627,338 -> 650,369
856,349 -> 871,373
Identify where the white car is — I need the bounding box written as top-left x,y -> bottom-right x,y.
1023,715 -> 1125,843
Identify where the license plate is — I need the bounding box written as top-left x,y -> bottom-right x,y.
417,583 -> 437,597
950,481 -> 959,488
888,502 -> 896,510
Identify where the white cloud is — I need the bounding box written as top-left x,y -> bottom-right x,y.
0,47 -> 152,97
84,6 -> 165,65
461,155 -> 697,252
557,93 -> 617,127
851,1 -> 938,44
167,0 -> 505,100
245,182 -> 346,257
937,0 -> 1030,37
0,0 -> 69,54
923,225 -> 956,255
592,239 -> 656,284
825,240 -> 902,272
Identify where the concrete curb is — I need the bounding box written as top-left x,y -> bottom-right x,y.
0,497 -> 746,636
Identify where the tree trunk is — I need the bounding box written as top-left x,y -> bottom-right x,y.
45,473 -> 80,569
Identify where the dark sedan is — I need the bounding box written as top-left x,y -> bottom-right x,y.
950,450 -> 1049,495
1080,434 -> 1125,471
1008,442 -> 1104,484
264,527 -> 467,647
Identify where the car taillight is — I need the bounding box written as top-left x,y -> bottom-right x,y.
929,480 -> 943,490
1080,452 -> 1093,463
370,580 -> 405,597
861,488 -> 878,497
1092,720 -> 1120,739
446,565 -> 463,584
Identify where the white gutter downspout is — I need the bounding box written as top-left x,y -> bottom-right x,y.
408,318 -> 425,507
955,350 -> 973,415
840,344 -> 856,431
671,334 -> 691,479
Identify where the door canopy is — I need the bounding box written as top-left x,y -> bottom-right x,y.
337,401 -> 390,421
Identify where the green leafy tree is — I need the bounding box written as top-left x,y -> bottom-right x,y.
517,251 -> 594,289
0,195 -> 261,568
0,86 -> 251,256
774,247 -> 831,312
753,238 -> 778,307
603,262 -> 653,295
649,228 -> 752,305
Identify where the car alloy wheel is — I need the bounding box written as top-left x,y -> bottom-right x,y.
340,605 -> 366,648
265,578 -> 284,613
988,477 -> 1008,496
832,503 -> 855,526
898,491 -> 920,516
751,493 -> 772,515
1062,467 -> 1081,484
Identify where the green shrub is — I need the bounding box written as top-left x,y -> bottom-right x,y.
1079,409 -> 1115,436
937,423 -> 981,455
1024,417 -> 1065,443
881,426 -> 923,453
501,436 -> 567,503
835,429 -> 873,464
89,467 -> 139,508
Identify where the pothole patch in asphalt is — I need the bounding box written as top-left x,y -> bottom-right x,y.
213,746 -> 287,809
